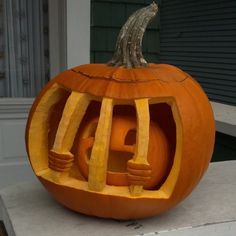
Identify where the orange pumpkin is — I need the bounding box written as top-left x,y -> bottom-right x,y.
25,3 -> 215,220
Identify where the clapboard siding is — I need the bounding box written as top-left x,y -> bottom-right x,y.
160,0 -> 236,105
91,0 -> 161,63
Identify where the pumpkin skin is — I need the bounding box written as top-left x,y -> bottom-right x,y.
25,3 -> 215,219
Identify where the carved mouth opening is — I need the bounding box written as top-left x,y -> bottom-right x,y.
108,150 -> 133,172
108,104 -> 136,175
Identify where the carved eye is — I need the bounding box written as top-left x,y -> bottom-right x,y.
125,129 -> 136,145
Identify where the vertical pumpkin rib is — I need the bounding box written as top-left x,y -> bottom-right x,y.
129,99 -> 150,196
49,92 -> 90,175
88,98 -> 114,191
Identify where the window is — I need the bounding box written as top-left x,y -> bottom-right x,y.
0,0 -> 49,98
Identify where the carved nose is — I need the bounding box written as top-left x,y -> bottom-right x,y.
109,116 -> 136,153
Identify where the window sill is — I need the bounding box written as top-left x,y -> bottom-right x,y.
0,98 -> 34,120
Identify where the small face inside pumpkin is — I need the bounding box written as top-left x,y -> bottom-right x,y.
77,115 -> 170,189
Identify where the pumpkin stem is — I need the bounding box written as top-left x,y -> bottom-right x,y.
107,2 -> 158,68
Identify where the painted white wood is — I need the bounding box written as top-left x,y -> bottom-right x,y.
66,0 -> 90,68
0,98 -> 33,162
0,98 -> 35,190
0,98 -> 34,119
0,120 -> 27,159
143,222 -> 236,236
48,0 -> 67,78
0,162 -> 35,189
211,102 -> 236,137
48,0 -> 91,74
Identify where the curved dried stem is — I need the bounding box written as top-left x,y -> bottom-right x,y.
107,2 -> 158,68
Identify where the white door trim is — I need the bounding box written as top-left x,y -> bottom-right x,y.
66,0 -> 91,69
49,0 -> 91,77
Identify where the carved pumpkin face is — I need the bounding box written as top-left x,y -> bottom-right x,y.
25,3 -> 215,220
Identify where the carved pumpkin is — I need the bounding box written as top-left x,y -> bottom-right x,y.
26,3 -> 215,220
